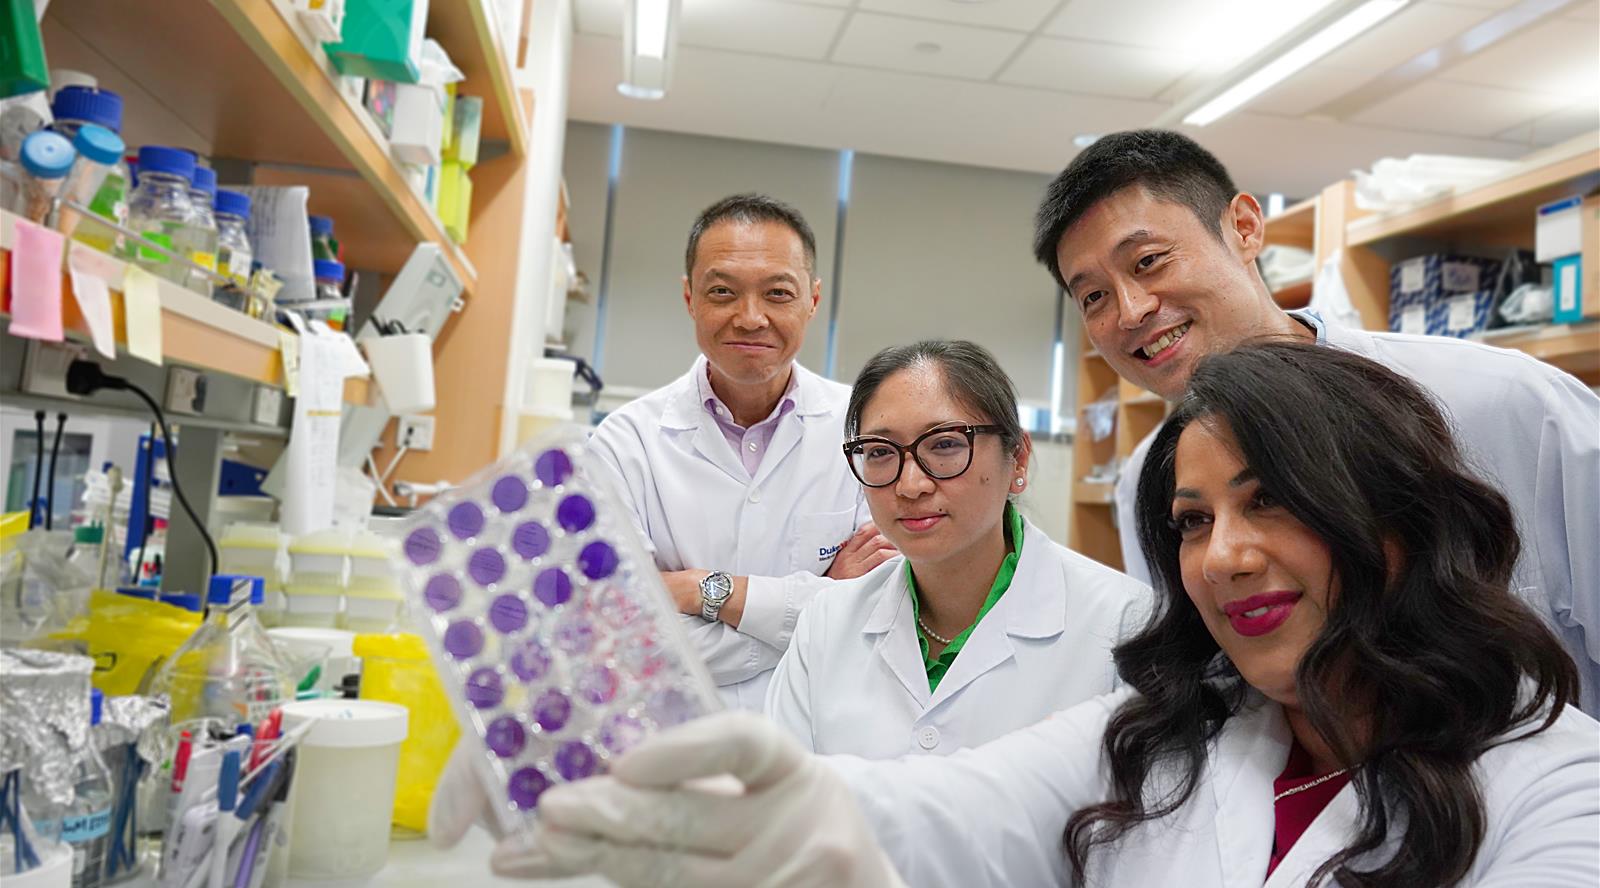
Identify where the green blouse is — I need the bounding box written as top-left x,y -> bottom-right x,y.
906,502 -> 1025,692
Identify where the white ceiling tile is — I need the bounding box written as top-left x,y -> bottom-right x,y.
830,12 -> 1027,79
1566,0 -> 1598,19
1249,64 -> 1368,116
1496,101 -> 1600,145
1316,2 -> 1494,71
998,37 -> 1194,99
1044,0 -> 1339,72
860,0 -> 1061,31
1438,18 -> 1599,99
574,0 -> 622,36
679,0 -> 847,59
1351,79 -> 1575,137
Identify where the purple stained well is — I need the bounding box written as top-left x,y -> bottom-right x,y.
446,501 -> 485,540
534,449 -> 574,487
556,494 -> 596,533
424,574 -> 463,612
467,547 -> 507,586
507,767 -> 551,810
489,594 -> 529,634
404,528 -> 442,566
645,688 -> 696,728
465,668 -> 505,710
578,541 -> 619,580
554,618 -> 596,655
598,713 -> 645,755
533,568 -> 573,607
510,521 -> 550,560
442,620 -> 484,659
532,688 -> 571,732
575,665 -> 619,705
553,741 -> 599,781
508,639 -> 552,682
491,475 -> 529,513
485,716 -> 527,758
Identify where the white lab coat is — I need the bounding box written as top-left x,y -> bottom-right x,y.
586,357 -> 868,710
1116,310 -> 1600,715
765,516 -> 1149,757
835,687 -> 1600,888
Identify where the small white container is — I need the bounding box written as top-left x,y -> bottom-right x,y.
5,842 -> 73,888
282,700 -> 409,882
360,333 -> 436,415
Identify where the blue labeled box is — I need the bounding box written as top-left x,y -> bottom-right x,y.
1388,254 -> 1501,337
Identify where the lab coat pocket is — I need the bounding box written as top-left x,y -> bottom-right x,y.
790,507 -> 857,574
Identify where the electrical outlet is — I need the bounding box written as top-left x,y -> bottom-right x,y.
21,341 -> 89,400
398,415 -> 435,451
253,386 -> 284,426
166,367 -> 208,415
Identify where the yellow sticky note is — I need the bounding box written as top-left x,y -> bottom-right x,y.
122,264 -> 164,365
278,329 -> 301,398
67,243 -> 119,359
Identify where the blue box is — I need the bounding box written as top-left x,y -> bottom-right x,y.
1389,254 -> 1501,337
1553,254 -> 1584,324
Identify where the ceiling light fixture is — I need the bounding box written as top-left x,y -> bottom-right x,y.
1073,134 -> 1101,148
618,0 -> 680,101
1179,0 -> 1410,127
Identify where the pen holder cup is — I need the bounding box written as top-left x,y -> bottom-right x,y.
361,333 -> 435,416
281,700 -> 408,881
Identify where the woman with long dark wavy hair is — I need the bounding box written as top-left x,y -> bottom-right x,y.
438,342 -> 1599,888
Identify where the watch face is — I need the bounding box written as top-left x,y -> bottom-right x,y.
702,572 -> 733,602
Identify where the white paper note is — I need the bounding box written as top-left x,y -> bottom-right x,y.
1400,305 -> 1426,335
236,185 -> 315,305
1446,294 -> 1476,332
67,243 -> 119,358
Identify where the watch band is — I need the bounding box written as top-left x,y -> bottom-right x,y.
699,570 -> 733,622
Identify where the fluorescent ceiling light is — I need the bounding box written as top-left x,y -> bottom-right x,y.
635,0 -> 672,60
1184,0 -> 1410,126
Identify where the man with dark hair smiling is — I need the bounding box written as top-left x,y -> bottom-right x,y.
586,193 -> 895,710
1035,129 -> 1600,716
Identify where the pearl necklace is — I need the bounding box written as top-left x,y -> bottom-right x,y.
916,613 -> 954,646
1273,767 -> 1350,802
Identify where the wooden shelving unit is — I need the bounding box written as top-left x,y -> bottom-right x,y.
427,0 -> 529,157
1067,133 -> 1600,569
0,210 -> 370,405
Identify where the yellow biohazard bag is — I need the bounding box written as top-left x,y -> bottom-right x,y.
352,632 -> 460,832
54,589 -> 202,696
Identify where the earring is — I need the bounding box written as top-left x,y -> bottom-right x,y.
1014,478 -> 1024,488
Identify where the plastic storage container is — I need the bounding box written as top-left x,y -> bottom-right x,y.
55,125 -> 123,244
283,530 -> 348,629
123,146 -> 195,284
8,130 -> 74,223
217,523 -> 285,627
281,699 -> 408,881
148,575 -> 293,727
343,530 -> 403,633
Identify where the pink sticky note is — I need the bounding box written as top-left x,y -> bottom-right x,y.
8,219 -> 66,342
121,264 -> 164,366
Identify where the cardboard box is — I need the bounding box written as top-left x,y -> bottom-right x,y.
325,0 -> 429,83
1536,196 -> 1582,263
1388,254 -> 1501,338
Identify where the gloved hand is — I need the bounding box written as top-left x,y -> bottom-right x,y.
428,738 -> 506,848
487,711 -> 908,888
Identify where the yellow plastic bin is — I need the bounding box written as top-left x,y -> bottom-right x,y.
351,633 -> 459,833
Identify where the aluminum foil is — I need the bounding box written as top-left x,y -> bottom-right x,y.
0,649 -> 94,807
95,694 -> 171,765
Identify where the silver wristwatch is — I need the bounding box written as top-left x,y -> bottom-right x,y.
699,570 -> 734,622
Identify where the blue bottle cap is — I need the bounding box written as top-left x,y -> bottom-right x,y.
52,86 -> 124,133
116,586 -> 157,601
313,259 -> 345,283
159,592 -> 203,613
70,124 -> 125,166
308,214 -> 334,236
207,574 -> 265,606
191,166 -> 216,196
215,189 -> 251,218
136,146 -> 195,182
90,688 -> 104,727
20,131 -> 76,179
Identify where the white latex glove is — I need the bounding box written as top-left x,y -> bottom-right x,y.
429,738 -> 506,848
487,711 -> 908,888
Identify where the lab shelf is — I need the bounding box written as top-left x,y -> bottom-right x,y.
1263,196 -> 1318,250
1475,322 -> 1600,380
40,0 -> 476,293
1345,134 -> 1600,248
1073,480 -> 1116,506
427,0 -> 530,157
1270,278 -> 1314,309
0,209 -> 371,405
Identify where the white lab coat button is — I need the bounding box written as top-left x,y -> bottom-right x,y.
748,488 -> 762,504
916,726 -> 940,750
747,441 -> 757,452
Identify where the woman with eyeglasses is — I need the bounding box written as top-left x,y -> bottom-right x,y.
762,339 -> 1148,757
